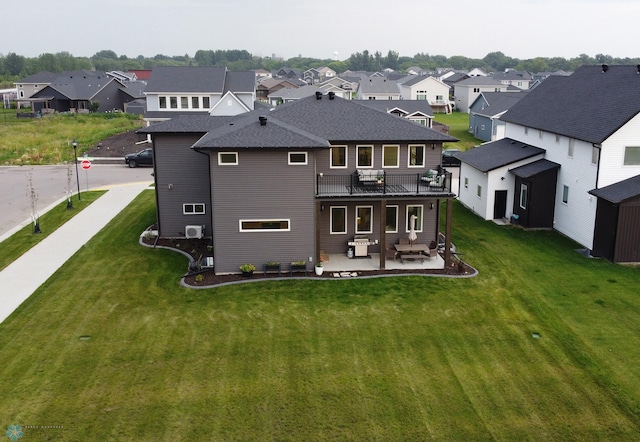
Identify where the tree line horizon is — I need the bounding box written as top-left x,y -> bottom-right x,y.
2,48 -> 638,87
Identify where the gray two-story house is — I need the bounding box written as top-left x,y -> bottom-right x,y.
141,92 -> 458,274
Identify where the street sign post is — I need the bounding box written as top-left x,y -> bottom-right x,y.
81,159 -> 91,191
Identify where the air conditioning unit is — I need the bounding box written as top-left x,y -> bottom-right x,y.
185,225 -> 203,239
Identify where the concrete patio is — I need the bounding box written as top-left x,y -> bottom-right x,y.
320,252 -> 444,273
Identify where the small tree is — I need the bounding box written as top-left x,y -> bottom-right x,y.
89,101 -> 100,113
66,163 -> 74,209
26,172 -> 41,234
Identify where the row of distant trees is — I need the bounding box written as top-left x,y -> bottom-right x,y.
1,49 -> 638,87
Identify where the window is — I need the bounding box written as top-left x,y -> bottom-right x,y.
159,96 -> 167,108
416,90 -> 427,100
183,203 -> 205,215
330,207 -> 347,234
473,87 -> 480,93
562,185 -> 569,204
592,145 -> 600,165
408,145 -> 425,167
191,97 -> 199,109
218,152 -> 238,165
288,152 -> 307,165
356,206 -> 373,233
357,145 -> 373,168
464,177 -> 469,189
240,219 -> 290,232
181,97 -> 188,109
383,145 -> 399,167
330,146 -> 347,168
202,97 -> 210,108
385,205 -> 398,233
170,96 -> 178,109
568,139 -> 575,157
477,185 -> 482,198
406,205 -> 423,232
623,146 -> 640,165
520,184 -> 528,209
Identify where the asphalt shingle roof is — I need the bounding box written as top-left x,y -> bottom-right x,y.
146,66 -> 227,93
509,159 -> 560,178
500,65 -> 640,144
472,92 -> 527,117
456,138 -> 545,172
589,173 -> 640,204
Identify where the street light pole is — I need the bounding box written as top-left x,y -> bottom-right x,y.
72,139 -> 81,200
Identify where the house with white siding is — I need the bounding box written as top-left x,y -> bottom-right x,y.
457,65 -> 640,263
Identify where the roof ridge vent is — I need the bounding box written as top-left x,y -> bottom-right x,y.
315,91 -> 322,100
259,115 -> 267,126
602,64 -> 609,73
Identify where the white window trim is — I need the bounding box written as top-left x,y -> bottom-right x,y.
385,205 -> 398,233
477,185 -> 482,199
218,152 -> 238,165
406,205 -> 424,233
356,145 -> 374,168
239,219 -> 291,232
330,145 -> 348,169
464,177 -> 469,189
288,151 -> 308,165
623,146 -> 640,166
330,206 -> 347,234
562,185 -> 569,205
382,145 -> 400,168
183,203 -> 206,215
355,205 -> 373,234
408,144 -> 425,168
520,183 -> 528,209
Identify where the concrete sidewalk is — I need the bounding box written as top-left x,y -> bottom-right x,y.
0,182 -> 151,324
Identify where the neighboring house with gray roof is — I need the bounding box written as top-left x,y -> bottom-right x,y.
268,85 -> 321,106
139,92 -> 459,274
469,91 -> 527,141
29,70 -> 140,113
357,76 -> 401,100
15,71 -> 58,102
452,76 -> 510,113
355,100 -> 434,127
460,65 -> 640,263
143,66 -> 256,123
489,70 -> 533,90
398,75 -> 452,113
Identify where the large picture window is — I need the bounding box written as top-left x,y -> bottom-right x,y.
383,145 -> 399,167
408,145 -> 425,167
623,146 -> 640,165
385,205 -> 398,233
406,205 -> 423,232
356,206 -> 373,233
240,219 -> 290,232
331,207 -> 347,234
330,146 -> 347,168
357,145 -> 373,168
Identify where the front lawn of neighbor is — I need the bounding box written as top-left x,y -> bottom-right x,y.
1,190 -> 639,440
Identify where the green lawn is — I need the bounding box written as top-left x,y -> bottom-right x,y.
435,112 -> 482,151
1,191 -> 640,440
0,191 -> 105,271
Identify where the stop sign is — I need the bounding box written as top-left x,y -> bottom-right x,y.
81,159 -> 91,170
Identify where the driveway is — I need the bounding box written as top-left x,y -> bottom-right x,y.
0,163 -> 154,238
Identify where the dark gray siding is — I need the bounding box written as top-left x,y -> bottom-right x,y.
315,142 -> 443,176
154,134 -> 211,238
614,197 -> 640,263
471,114 -> 493,142
317,199 -> 440,255
210,149 -> 316,274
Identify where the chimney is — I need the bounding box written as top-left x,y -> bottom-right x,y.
328,91 -> 335,100
315,91 -> 323,100
259,116 -> 267,126
602,64 -> 609,73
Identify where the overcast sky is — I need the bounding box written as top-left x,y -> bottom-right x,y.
3,0 -> 637,61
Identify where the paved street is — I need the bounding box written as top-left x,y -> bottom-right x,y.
0,163 -> 154,238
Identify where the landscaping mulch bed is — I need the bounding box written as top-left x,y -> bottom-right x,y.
141,234 -> 476,288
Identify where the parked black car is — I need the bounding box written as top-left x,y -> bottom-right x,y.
125,148 -> 153,168
442,148 -> 461,167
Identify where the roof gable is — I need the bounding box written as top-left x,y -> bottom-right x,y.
589,173 -> 640,203
456,138 -> 545,172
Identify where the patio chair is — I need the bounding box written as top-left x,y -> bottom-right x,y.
427,241 -> 438,260
385,246 -> 398,261
399,238 -> 410,245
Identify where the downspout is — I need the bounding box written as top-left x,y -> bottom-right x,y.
593,143 -> 602,189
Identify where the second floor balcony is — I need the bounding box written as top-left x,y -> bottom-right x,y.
316,170 -> 454,198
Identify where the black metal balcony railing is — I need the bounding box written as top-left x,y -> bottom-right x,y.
316,171 -> 453,197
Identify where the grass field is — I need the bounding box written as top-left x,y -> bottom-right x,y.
434,112 -> 481,151
0,112 -> 143,165
1,191 -> 640,440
